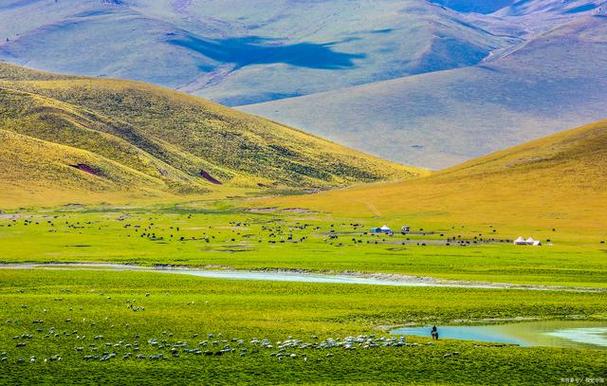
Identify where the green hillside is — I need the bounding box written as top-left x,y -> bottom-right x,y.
0,62 -> 422,207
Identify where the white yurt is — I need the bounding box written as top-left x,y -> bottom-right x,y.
380,225 -> 392,233
514,236 -> 527,245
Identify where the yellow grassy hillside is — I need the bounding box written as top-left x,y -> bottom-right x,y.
0,129 -> 175,206
263,119 -> 607,235
0,62 -> 425,208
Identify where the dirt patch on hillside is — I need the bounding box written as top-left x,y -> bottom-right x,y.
200,169 -> 222,185
70,163 -> 102,176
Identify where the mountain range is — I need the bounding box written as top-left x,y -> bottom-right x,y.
241,2 -> 607,168
0,0 -> 514,105
0,0 -> 606,170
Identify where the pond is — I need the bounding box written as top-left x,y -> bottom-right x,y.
390,320 -> 607,349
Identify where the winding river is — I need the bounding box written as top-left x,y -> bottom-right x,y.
0,263 -> 602,292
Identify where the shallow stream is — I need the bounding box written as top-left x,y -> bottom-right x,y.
0,263 -> 602,292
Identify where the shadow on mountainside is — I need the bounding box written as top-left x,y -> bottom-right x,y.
168,34 -> 365,70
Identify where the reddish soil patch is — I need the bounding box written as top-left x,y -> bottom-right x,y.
200,170 -> 222,185
70,163 -> 102,176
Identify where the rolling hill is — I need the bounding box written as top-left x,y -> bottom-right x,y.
261,118 -> 607,235
0,62 -> 421,208
242,13 -> 607,169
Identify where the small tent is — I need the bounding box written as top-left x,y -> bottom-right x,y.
514,236 -> 541,246
380,225 -> 392,233
371,225 -> 393,234
514,236 -> 527,245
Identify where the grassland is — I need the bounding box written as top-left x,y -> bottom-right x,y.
3,119 -> 607,290
0,201 -> 606,288
0,62 -> 422,208
1,268 -> 606,385
1,179 -> 606,384
1,164 -> 606,385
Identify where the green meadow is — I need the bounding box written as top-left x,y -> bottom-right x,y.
1,268 -> 606,385
0,202 -> 606,384
0,188 -> 607,385
1,202 -> 606,287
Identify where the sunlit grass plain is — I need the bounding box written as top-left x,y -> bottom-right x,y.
1,269 -> 606,385
0,198 -> 606,384
1,202 -> 606,287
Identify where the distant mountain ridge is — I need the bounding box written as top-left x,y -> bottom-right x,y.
0,0 -> 602,106
0,0 -> 526,105
242,10 -> 607,168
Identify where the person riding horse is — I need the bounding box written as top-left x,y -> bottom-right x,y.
431,326 -> 439,340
